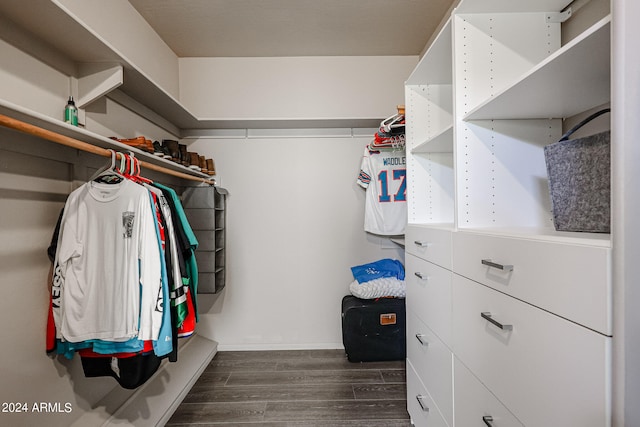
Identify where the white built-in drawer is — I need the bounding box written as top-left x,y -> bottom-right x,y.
406,254 -> 452,346
452,230 -> 611,335
452,274 -> 611,427
407,308 -> 453,426
406,359 -> 449,427
405,225 -> 452,269
454,357 -> 524,427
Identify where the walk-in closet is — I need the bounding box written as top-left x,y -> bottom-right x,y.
1,0 -> 638,426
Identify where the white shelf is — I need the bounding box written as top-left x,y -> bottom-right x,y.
408,222 -> 455,232
71,335 -> 217,427
465,16 -> 611,121
412,125 -> 453,154
457,226 -> 611,248
0,98 -> 213,180
390,237 -> 406,247
456,0 -> 572,14
406,19 -> 452,85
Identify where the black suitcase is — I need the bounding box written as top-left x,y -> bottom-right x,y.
341,295 -> 406,362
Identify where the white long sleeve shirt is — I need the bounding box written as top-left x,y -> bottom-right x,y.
52,179 -> 162,343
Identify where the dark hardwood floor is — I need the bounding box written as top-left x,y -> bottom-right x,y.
167,349 -> 411,426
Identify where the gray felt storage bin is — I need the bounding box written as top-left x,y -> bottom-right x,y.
544,109 -> 610,233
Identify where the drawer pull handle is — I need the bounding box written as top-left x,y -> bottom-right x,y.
414,240 -> 430,247
415,395 -> 429,412
415,334 -> 429,346
414,272 -> 428,280
481,312 -> 513,331
481,259 -> 513,272
483,415 -> 494,426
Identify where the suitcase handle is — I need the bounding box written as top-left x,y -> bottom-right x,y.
483,416 -> 494,427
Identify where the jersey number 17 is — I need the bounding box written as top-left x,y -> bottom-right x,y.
378,169 -> 406,203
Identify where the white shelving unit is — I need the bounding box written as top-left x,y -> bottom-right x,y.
406,18 -> 455,226
405,1 -> 613,426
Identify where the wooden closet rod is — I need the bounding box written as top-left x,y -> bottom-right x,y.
0,113 -> 215,185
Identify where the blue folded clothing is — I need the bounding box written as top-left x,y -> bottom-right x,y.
350,258 -> 405,283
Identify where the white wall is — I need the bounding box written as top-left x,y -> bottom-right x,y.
179,56 -> 417,120
188,133 -> 404,349
178,55 -> 414,350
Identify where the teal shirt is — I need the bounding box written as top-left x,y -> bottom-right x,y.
153,183 -> 199,321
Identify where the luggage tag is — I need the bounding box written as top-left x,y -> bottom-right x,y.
380,313 -> 397,325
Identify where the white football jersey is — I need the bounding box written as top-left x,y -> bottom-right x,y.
357,146 -> 407,235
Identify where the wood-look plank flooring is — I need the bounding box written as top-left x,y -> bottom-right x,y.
167,349 -> 411,426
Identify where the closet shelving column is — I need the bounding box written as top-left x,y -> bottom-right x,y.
406,18 -> 454,228
404,17 -> 456,427
453,9 -> 563,232
405,1 -> 613,426
451,5 -> 611,426
450,8 -> 612,335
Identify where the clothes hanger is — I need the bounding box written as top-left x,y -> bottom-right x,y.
90,149 -> 124,183
122,152 -> 152,184
118,151 -> 129,176
132,154 -> 152,184
380,113 -> 405,134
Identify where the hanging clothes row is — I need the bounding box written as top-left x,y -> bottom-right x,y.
46,150 -> 201,389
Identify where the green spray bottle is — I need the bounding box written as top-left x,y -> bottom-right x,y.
64,96 -> 78,126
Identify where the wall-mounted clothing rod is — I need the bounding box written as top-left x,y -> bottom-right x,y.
0,113 -> 215,185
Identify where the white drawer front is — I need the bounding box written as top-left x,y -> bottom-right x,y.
407,309 -> 453,425
452,275 -> 611,427
452,230 -> 611,335
406,359 -> 450,427
406,254 -> 453,345
454,357 -> 524,427
405,225 -> 452,269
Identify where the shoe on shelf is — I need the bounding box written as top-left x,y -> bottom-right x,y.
179,144 -> 189,166
188,152 -> 201,171
206,158 -> 216,176
198,155 -> 208,174
110,136 -> 154,154
162,139 -> 180,162
153,140 -> 164,156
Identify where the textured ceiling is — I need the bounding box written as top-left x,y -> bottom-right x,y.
128,0 -> 456,57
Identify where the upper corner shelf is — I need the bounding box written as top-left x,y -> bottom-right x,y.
464,15 -> 611,121
406,19 -> 452,86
